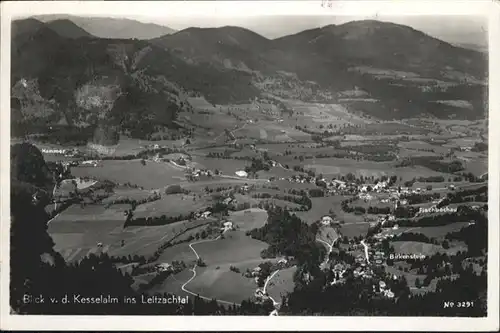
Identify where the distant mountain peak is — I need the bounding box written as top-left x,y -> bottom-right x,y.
11,18 -> 45,37
34,15 -> 176,40
45,19 -> 93,39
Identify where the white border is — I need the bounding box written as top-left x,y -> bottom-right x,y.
1,1 -> 499,331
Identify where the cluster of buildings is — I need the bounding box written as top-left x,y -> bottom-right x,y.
80,160 -> 100,167
321,215 -> 336,226
287,175 -> 318,185
327,243 -> 396,299
325,180 -> 359,195
156,263 -> 173,273
220,221 -> 234,233
187,168 -> 213,179
222,197 -> 237,206
195,210 -> 212,219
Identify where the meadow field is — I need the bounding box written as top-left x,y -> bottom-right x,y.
101,187 -> 160,206
391,241 -> 467,256
133,193 -> 212,219
266,266 -> 297,303
188,266 -> 258,304
193,231 -> 268,267
72,159 -> 186,189
229,208 -> 268,232
402,222 -> 470,239
191,156 -> 249,174
181,231 -> 270,303
340,222 -> 372,238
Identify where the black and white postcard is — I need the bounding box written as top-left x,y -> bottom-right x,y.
1,0 -> 499,331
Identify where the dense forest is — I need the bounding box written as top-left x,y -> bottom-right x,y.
248,206 -> 323,266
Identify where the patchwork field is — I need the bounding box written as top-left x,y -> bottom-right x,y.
188,266 -> 258,304
72,159 -> 186,189
317,225 -> 340,243
340,222 -> 372,238
191,156 -> 249,175
391,241 -> 467,256
133,193 -> 212,219
236,121 -> 310,142
266,266 -> 297,303
178,231 -> 270,303
402,222 -> 471,239
193,231 -> 268,266
229,208 -> 268,232
101,187 -> 160,205
49,204 -> 215,262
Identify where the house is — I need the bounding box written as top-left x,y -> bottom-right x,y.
321,216 -> 333,226
156,263 -> 172,272
278,258 -> 288,265
374,181 -> 388,192
254,289 -> 265,298
82,160 -> 98,167
235,170 -> 248,178
252,267 -> 263,277
201,211 -> 212,218
223,197 -> 234,205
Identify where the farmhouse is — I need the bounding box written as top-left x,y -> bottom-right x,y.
278,258 -> 288,265
379,281 -> 387,289
156,263 -> 172,272
373,181 -> 388,192
81,160 -> 99,167
321,216 -> 333,226
235,170 -> 248,178
222,197 -> 234,205
252,267 -> 262,276
201,211 -> 212,218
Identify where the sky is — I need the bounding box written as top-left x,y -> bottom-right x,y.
10,1 -> 489,48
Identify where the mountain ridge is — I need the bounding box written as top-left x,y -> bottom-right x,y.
44,19 -> 94,39
11,17 -> 488,141
34,14 -> 176,39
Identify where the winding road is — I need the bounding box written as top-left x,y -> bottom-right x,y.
316,236 -> 339,255
180,234 -> 241,306
263,270 -> 280,305
360,240 -> 370,264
